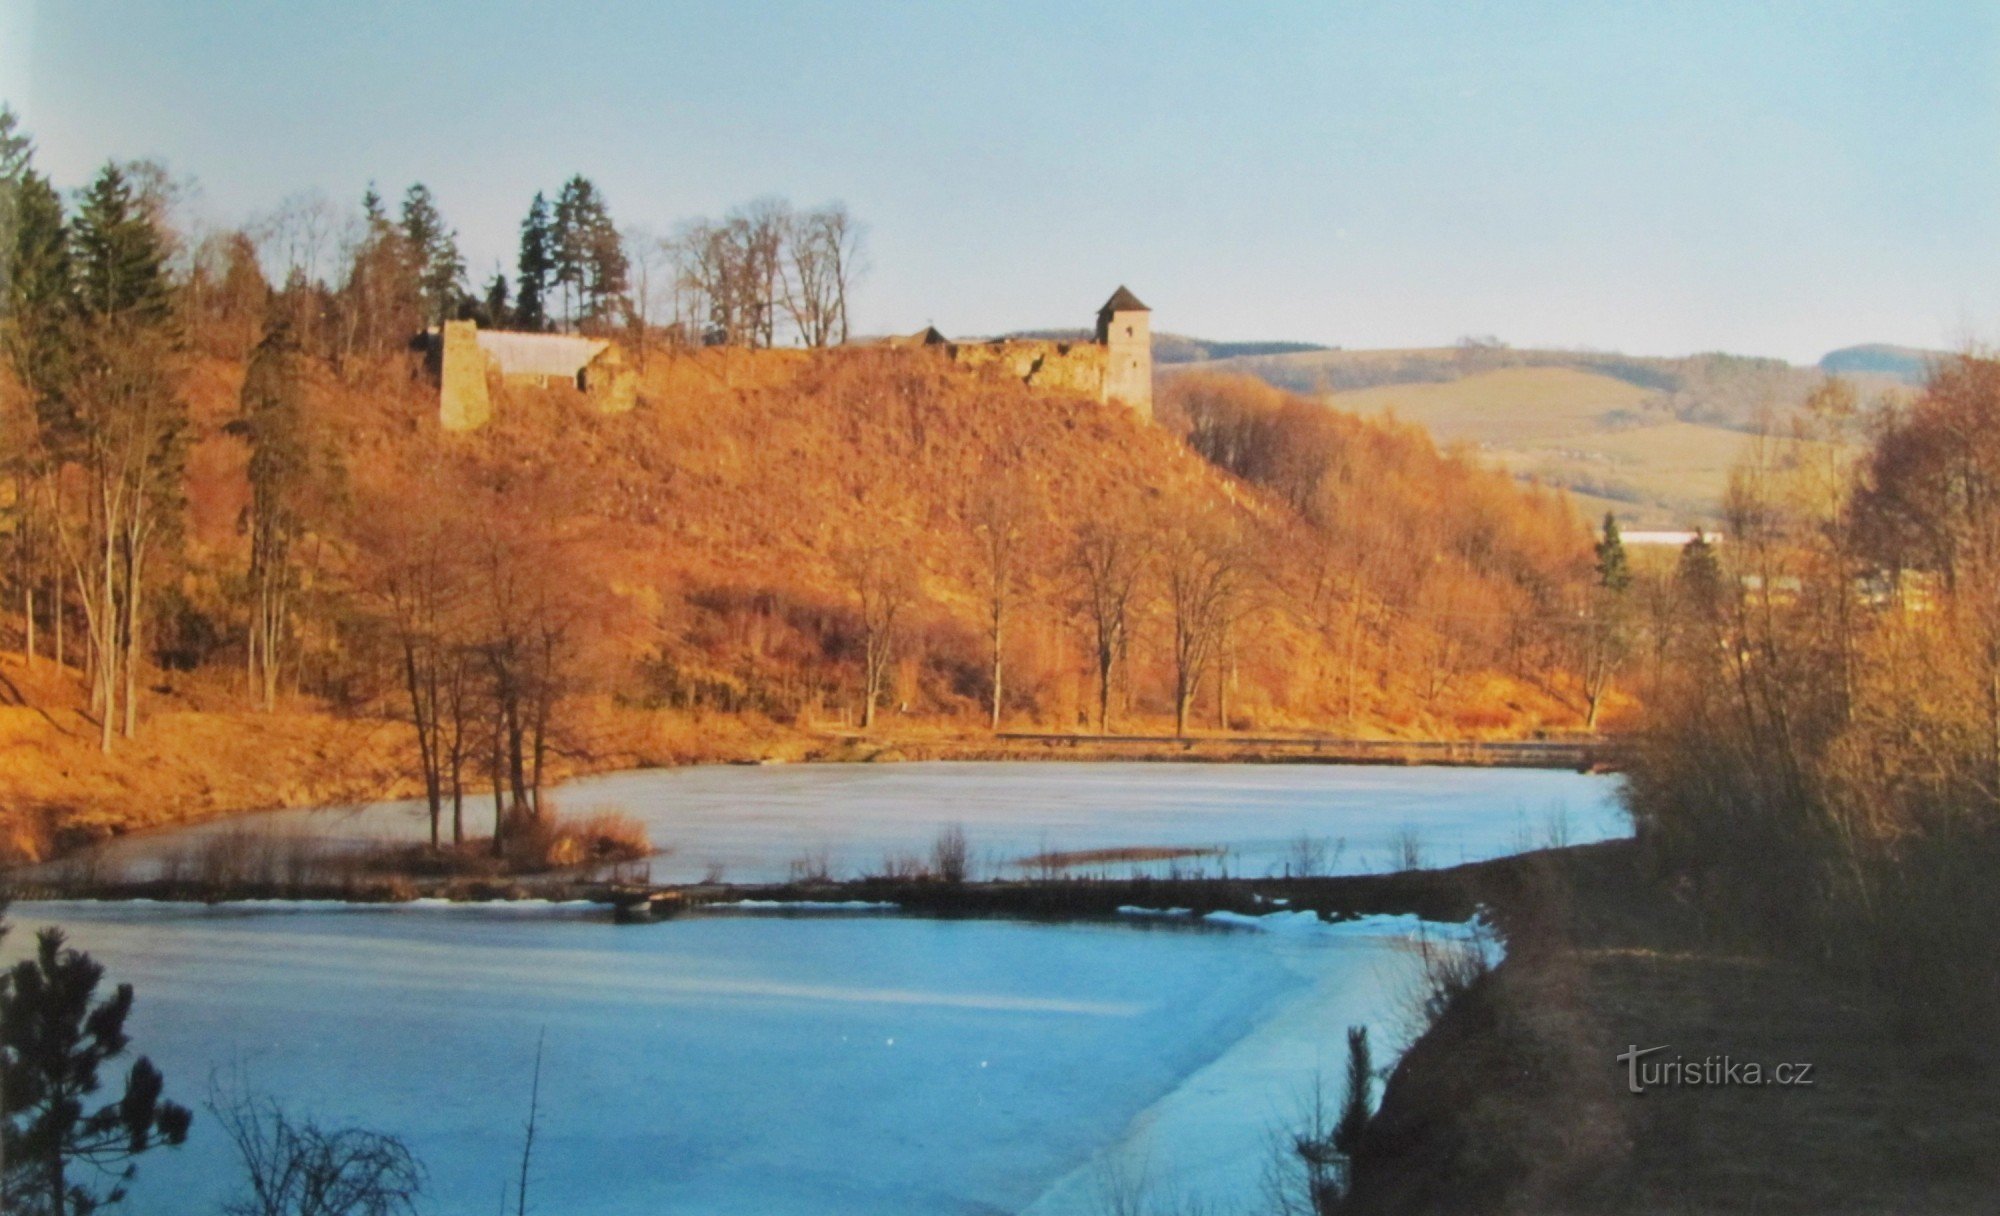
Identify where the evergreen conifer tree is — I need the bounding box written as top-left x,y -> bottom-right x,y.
1676,528 -> 1724,620
71,164 -> 171,326
515,192 -> 552,332
481,272 -> 510,328
1,928 -> 193,1215
398,183 -> 463,326
1595,512 -> 1631,594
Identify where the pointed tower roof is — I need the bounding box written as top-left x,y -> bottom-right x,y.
1097,286 -> 1150,318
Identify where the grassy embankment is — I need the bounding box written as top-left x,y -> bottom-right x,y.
1341,841 -> 2000,1215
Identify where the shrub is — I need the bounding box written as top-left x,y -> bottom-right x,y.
930,823 -> 970,884
209,1075 -> 425,1216
501,807 -> 652,871
787,847 -> 833,884
1401,924 -> 1496,1041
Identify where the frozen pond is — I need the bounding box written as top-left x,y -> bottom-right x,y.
4,899 -> 1466,1216
75,761 -> 1627,884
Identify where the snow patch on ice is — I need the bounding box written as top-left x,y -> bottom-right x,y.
719,899 -> 902,911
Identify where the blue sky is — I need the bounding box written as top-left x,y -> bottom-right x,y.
5,0 -> 1996,361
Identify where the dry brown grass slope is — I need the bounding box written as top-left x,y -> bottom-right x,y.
2,343 -> 1599,862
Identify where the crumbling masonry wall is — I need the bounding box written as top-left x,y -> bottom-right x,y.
439,320 -> 493,432
943,340 -> 1110,399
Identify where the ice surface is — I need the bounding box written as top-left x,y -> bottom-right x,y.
69,761 -> 1626,885
4,901 -> 1449,1216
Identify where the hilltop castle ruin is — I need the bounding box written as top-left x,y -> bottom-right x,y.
437,321 -> 639,431
891,286 -> 1154,420
438,287 -> 1150,429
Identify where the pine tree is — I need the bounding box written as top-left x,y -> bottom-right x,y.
335,183 -> 420,362
398,184 -> 463,327
1,928 -> 193,1216
481,272 -> 511,328
547,176 -> 627,330
583,197 -> 628,326
71,164 -> 171,326
5,167 -> 74,431
1676,528 -> 1723,621
1594,512 -> 1631,594
0,105 -> 36,307
550,177 -> 589,329
515,192 -> 552,332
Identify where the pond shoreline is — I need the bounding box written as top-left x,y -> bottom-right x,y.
6,732 -> 1618,877
1,840 -> 1623,932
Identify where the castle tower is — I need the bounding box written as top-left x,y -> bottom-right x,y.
1095,286 -> 1152,420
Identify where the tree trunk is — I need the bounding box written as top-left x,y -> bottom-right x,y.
98,520 -> 117,754
1096,652 -> 1112,735
1217,655 -> 1230,732
988,614 -> 1003,732
123,533 -> 144,740
245,593 -> 257,701
490,722 -> 507,859
47,1152 -> 66,1216
53,556 -> 65,669
530,699 -> 547,818
507,703 -> 528,812
51,481 -> 65,671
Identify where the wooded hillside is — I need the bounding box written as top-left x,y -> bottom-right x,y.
0,110 -> 1610,862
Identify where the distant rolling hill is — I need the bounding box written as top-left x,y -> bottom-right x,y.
1001,329 -> 1331,365
1819,344 -> 1949,385
1166,343 -> 1921,527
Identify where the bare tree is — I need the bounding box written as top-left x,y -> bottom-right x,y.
1067,512 -> 1147,734
739,198 -> 787,348
252,191 -> 341,291
835,540 -> 919,730
780,203 -> 865,347
620,224 -> 673,366
1157,509 -> 1249,737
968,465 -> 1036,730
50,321 -> 186,751
362,481 -> 463,850
674,199 -> 863,348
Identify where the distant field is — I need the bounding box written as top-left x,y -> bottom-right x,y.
1327,367 -> 1656,446
1171,345 -> 1891,526
1313,367 -> 1748,524
1502,421 -> 1758,524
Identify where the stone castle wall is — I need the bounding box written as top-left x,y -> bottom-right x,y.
942,339 -> 1110,400
440,293 -> 1148,428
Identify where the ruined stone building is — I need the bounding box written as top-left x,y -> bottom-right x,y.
438,287 -> 1150,428
437,319 -> 637,431
894,287 -> 1154,420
